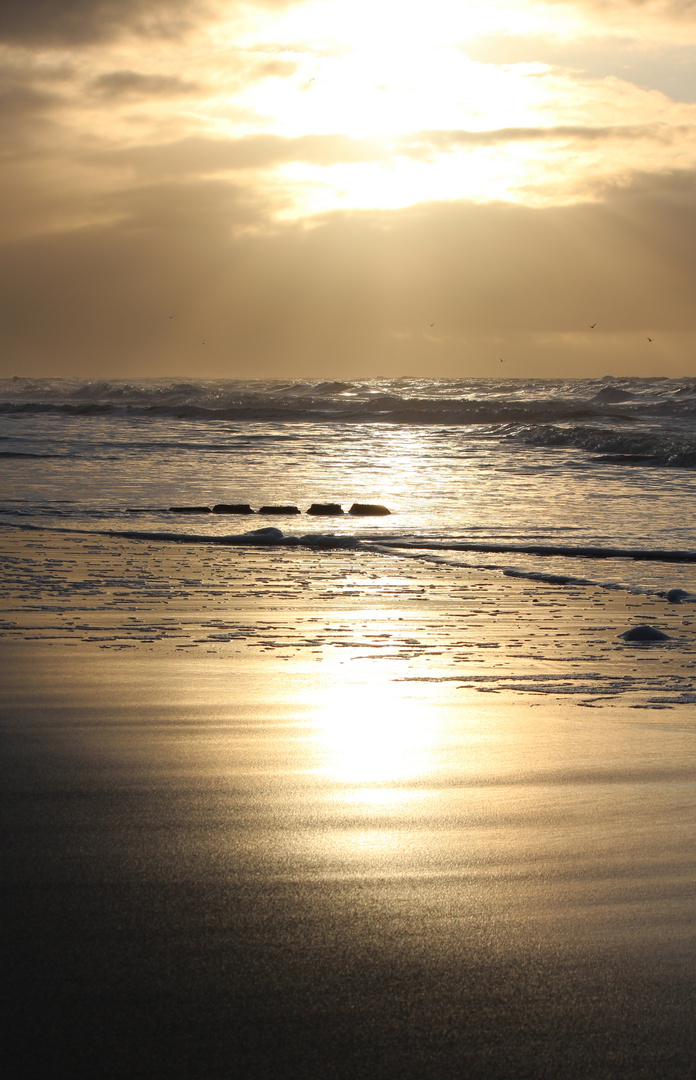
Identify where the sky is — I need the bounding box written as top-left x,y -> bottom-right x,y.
1,0 -> 696,379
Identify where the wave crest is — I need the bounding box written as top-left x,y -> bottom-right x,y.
3,377 -> 696,437
513,424 -> 696,467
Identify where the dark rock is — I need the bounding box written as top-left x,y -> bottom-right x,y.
306,503 -> 344,515
258,505 -> 301,515
619,624 -> 672,642
666,588 -> 691,603
349,503 -> 391,516
168,506 -> 212,513
212,504 -> 254,514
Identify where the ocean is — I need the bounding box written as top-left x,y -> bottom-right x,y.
2,375 -> 696,594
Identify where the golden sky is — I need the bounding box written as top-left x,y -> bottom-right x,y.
2,0 -> 696,377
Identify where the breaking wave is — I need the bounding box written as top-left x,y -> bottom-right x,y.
513,424 -> 696,468
2,376 -> 696,432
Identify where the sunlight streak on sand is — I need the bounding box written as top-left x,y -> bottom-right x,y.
308,666 -> 443,789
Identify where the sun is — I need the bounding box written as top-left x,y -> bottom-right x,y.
268,0 -> 562,54
232,0 -> 554,140
208,1 -> 562,213
183,0 -> 674,217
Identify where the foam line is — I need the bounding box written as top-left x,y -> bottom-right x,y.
0,521 -> 362,549
372,539 -> 696,563
6,520 -> 696,563
365,542 -> 648,594
1,521 -> 692,596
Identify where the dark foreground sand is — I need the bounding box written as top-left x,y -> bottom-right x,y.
1,527 -> 695,1078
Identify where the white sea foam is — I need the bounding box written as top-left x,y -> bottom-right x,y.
2,375 -> 696,429
5,519 -> 696,600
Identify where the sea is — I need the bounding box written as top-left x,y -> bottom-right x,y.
2,375 -> 696,595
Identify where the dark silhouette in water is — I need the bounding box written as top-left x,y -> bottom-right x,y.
619,624 -> 671,641
349,503 -> 391,516
212,504 -> 254,514
307,503 -> 344,515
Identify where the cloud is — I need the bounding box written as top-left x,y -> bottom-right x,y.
0,0 -> 303,45
89,124 -> 682,184
1,169 -> 696,378
0,58 -> 75,109
85,55 -> 298,103
401,123 -> 682,154
0,63 -> 75,148
541,0 -> 696,33
90,69 -> 201,98
544,0 -> 696,12
96,133 -> 387,176
0,0 -> 209,45
0,81 -> 62,119
254,59 -> 300,78
463,34 -> 696,103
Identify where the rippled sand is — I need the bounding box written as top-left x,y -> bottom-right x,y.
1,526 -> 695,1078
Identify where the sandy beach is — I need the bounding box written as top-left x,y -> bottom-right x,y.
1,525 -> 695,1078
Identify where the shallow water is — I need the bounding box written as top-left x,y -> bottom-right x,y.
2,377 -> 696,593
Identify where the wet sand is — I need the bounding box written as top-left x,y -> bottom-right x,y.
1,527 -> 695,1078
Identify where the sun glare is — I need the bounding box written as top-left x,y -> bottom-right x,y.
310,669 -> 440,790
68,0 -> 696,219
261,0 -> 568,53
206,0 -> 604,214
243,48 -> 545,140
275,151 -> 525,215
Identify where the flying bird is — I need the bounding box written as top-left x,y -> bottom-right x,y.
590,323 -> 596,328
647,337 -> 653,342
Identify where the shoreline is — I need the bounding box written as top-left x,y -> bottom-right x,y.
2,524 -> 696,708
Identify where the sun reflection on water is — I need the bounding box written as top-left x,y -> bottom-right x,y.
310,669 -> 441,795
